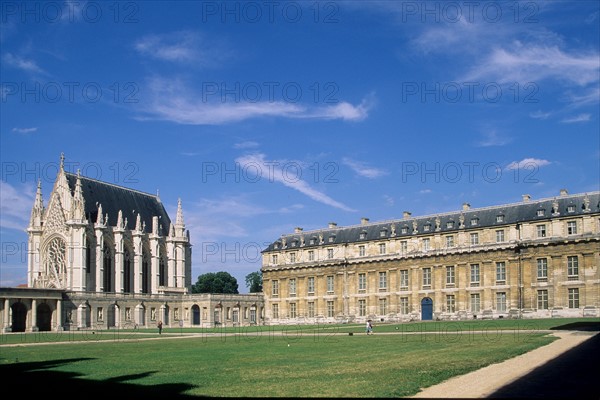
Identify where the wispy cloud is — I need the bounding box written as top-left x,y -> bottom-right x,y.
342,157 -> 387,178
561,113 -> 591,123
529,111 -> 552,120
505,158 -> 551,171
236,153 -> 355,212
2,53 -> 46,75
382,194 -> 394,206
0,181 -> 34,231
12,127 -> 38,134
134,30 -> 231,66
138,77 -> 372,125
419,189 -> 432,194
476,130 -> 512,147
234,141 -> 260,149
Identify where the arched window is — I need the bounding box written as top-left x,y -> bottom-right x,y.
103,244 -> 113,292
124,248 -> 132,293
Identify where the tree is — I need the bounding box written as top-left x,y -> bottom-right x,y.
245,270 -> 263,293
192,271 -> 239,294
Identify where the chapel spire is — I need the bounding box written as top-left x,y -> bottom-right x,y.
29,179 -> 45,228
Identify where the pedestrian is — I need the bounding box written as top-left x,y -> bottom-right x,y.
366,319 -> 373,335
158,320 -> 163,335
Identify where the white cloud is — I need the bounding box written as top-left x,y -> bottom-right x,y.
2,53 -> 45,74
134,30 -> 230,66
236,153 -> 355,212
382,194 -> 394,206
12,127 -> 38,134
561,114 -> 591,123
138,77 -> 372,125
342,157 -> 387,178
529,111 -> 552,120
234,141 -> 260,149
419,189 -> 432,194
476,130 -> 512,147
505,158 -> 551,171
0,181 -> 34,231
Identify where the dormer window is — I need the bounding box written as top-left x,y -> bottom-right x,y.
309,237 -> 316,246
359,231 -> 367,240
274,243 -> 280,250
496,214 -> 504,223
379,229 -> 387,238
470,218 -> 479,226
424,224 -> 431,232
328,235 -> 336,243
401,226 -> 408,234
291,241 -> 297,248
567,205 -> 575,213
537,209 -> 545,217
446,221 -> 454,229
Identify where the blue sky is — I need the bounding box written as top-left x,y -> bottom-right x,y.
1,1 -> 599,292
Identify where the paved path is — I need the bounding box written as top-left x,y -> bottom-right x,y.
411,330 -> 599,398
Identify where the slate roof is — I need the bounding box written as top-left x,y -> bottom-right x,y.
263,192 -> 600,252
65,172 -> 171,236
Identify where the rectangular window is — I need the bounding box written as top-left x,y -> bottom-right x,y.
470,293 -> 481,313
400,241 -> 408,254
327,275 -> 334,293
471,218 -> 478,226
446,295 -> 455,313
537,258 -> 548,279
567,256 -> 579,278
537,224 -> 546,238
307,277 -> 315,294
568,288 -> 579,308
446,221 -> 454,229
272,280 -> 279,296
289,278 -> 296,295
470,232 -> 479,245
359,245 -> 366,256
446,266 -> 455,285
290,303 -> 297,318
496,230 -> 505,243
496,215 -> 504,223
379,298 -> 387,315
567,221 -> 578,235
470,264 -> 480,286
537,209 -> 545,217
308,250 -> 315,261
379,243 -> 386,254
400,297 -> 409,314
567,205 -> 576,213
422,238 -> 430,251
422,268 -> 431,287
379,271 -> 387,289
272,255 -> 278,264
308,302 -> 315,318
327,248 -> 334,259
400,270 -> 409,289
496,261 -> 506,283
537,290 -> 548,310
358,273 -> 367,291
327,301 -> 335,317
358,299 -> 366,316
446,235 -> 455,248
289,252 -> 296,263
272,304 -> 279,319
496,292 -> 507,312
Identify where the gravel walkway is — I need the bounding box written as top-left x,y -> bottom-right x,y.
410,330 -> 599,398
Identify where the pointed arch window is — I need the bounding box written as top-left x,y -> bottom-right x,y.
45,237 -> 66,288
103,244 -> 113,292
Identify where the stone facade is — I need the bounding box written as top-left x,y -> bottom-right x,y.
0,154 -> 264,332
261,191 -> 600,324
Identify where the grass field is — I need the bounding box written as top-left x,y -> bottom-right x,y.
1,318 -> 598,398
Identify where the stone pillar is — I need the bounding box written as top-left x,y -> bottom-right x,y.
3,298 -> 11,332
56,299 -> 63,331
31,299 -> 38,332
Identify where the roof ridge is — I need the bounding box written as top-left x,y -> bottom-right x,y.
65,171 -> 161,201
282,191 -> 600,237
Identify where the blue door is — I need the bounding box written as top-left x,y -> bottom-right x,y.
421,297 -> 433,321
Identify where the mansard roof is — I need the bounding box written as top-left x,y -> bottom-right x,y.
263,191 -> 600,252
65,172 -> 171,236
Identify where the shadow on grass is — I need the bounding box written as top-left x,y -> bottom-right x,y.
1,358 -> 202,398
549,321 -> 600,331
489,333 -> 600,399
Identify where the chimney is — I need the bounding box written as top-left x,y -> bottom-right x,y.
560,189 -> 568,196
462,203 -> 471,211
328,222 -> 337,229
294,227 -> 303,233
522,194 -> 531,202
361,217 -> 370,225
403,211 -> 412,219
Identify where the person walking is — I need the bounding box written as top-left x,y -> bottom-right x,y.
366,320 -> 373,335
158,320 -> 163,335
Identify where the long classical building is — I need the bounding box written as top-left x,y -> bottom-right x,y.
0,154 -> 263,332
261,190 -> 600,324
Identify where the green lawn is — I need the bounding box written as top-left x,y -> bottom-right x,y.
1,318 -> 597,398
